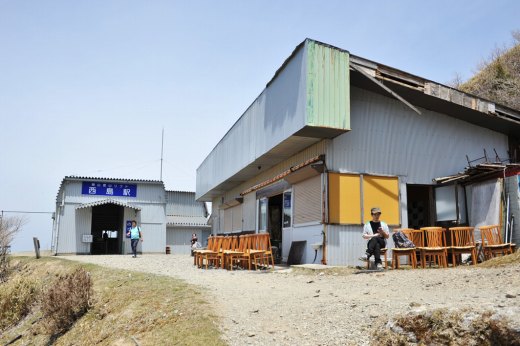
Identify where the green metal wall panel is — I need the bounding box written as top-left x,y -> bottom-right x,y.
306,40 -> 350,130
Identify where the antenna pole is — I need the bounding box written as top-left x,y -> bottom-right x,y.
160,128 -> 164,181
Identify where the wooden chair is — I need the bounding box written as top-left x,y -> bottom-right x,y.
254,233 -> 275,270
479,225 -> 512,260
193,236 -> 214,266
391,228 -> 418,269
228,235 -> 260,271
419,227 -> 448,268
199,236 -> 223,269
448,227 -> 477,266
249,234 -> 266,268
366,248 -> 388,269
214,236 -> 233,269
222,235 -> 239,269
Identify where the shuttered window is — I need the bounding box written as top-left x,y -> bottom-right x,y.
328,173 -> 400,225
231,204 -> 243,231
362,175 -> 400,225
223,208 -> 232,232
223,204 -> 243,232
242,192 -> 256,231
293,174 -> 322,225
329,173 -> 361,224
218,209 -> 224,232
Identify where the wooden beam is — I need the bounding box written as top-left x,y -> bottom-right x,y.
351,63 -> 422,115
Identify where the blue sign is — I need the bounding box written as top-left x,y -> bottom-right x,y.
81,182 -> 137,197
125,220 -> 133,238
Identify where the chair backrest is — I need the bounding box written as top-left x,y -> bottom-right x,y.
206,236 -> 215,250
420,227 -> 446,247
211,236 -> 224,252
256,233 -> 271,251
407,230 -> 424,247
238,234 -> 250,252
393,228 -> 416,248
229,235 -> 239,251
448,227 -> 476,247
479,225 -> 503,245
221,236 -> 232,252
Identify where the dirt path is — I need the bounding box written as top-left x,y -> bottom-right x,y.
61,255 -> 520,345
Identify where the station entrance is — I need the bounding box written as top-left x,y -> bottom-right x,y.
90,204 -> 123,254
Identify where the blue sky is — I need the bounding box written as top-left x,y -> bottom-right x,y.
1,0 -> 519,251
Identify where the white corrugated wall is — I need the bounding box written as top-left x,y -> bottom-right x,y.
325,87 -> 508,266
327,87 -> 509,183
196,46 -> 307,200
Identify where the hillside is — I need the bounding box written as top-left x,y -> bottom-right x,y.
460,37 -> 520,111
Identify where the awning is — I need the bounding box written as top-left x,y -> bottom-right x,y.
434,163 -> 520,185
75,198 -> 141,211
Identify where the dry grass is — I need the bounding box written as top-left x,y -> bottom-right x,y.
371,308 -> 520,346
0,276 -> 39,331
0,257 -> 225,346
478,250 -> 520,268
41,267 -> 93,336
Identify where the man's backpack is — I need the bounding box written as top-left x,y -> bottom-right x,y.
392,231 -> 415,248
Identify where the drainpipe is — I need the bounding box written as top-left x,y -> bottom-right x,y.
321,171 -> 328,265
321,225 -> 327,265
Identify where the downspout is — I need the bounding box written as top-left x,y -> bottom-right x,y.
322,169 -> 328,265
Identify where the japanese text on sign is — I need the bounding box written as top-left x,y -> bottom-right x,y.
81,182 -> 137,197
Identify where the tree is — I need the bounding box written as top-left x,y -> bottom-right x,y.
0,216 -> 25,282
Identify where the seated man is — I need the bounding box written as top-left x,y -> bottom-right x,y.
359,207 -> 389,269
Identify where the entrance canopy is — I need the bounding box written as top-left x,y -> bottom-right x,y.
75,198 -> 141,211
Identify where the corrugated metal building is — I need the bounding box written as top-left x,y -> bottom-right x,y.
196,39 -> 520,266
52,176 -> 208,255
166,191 -> 211,255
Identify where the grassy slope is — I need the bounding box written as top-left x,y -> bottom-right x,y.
460,43 -> 520,111
0,257 -> 226,346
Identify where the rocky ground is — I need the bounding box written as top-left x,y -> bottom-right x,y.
61,255 -> 520,345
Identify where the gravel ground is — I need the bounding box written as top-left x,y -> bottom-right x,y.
61,254 -> 520,345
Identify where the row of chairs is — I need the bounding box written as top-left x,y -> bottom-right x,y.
193,233 -> 275,270
390,225 -> 515,269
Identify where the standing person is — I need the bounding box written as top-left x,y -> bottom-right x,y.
102,230 -> 109,254
359,207 -> 389,269
126,220 -> 143,258
190,233 -> 198,257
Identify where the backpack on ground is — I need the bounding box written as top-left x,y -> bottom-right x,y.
392,231 -> 415,248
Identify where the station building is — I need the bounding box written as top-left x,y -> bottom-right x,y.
51,176 -> 209,255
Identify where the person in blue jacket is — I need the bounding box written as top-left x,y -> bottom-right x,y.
126,220 -> 143,258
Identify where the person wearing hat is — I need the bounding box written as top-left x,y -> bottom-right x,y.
359,207 -> 389,269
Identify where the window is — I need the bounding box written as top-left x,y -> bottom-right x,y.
258,197 -> 268,231
362,175 -> 400,225
328,173 -> 360,224
328,173 -> 400,225
293,175 -> 322,224
283,190 -> 292,228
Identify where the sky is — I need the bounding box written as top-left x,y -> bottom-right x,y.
1,0 -> 519,252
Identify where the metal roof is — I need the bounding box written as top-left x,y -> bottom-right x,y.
166,215 -> 210,228
64,175 -> 163,183
75,198 -> 141,210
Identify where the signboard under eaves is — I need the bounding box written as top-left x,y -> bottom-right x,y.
196,39 -> 350,201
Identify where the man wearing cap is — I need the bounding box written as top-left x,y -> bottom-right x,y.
359,207 -> 389,269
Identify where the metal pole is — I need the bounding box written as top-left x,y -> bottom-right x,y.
160,127 -> 164,181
